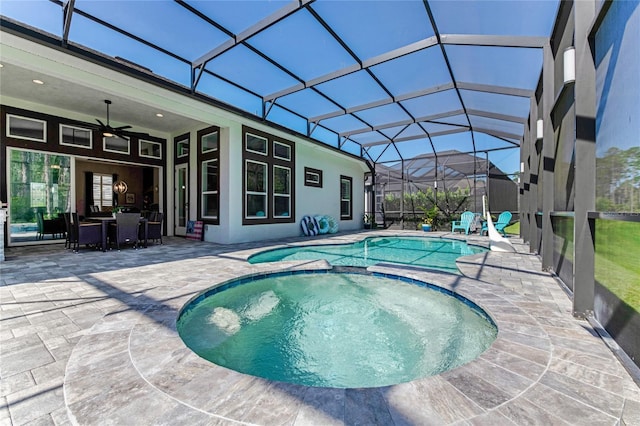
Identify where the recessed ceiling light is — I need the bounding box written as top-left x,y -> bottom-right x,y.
0,64 -> 4,68
156,113 -> 164,118
32,79 -> 44,85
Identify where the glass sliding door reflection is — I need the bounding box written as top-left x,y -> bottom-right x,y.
8,149 -> 71,244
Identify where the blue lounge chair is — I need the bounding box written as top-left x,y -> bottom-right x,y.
481,211 -> 512,236
451,211 -> 475,234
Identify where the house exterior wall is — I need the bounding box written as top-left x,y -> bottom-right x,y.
202,121 -> 367,244
0,31 -> 367,246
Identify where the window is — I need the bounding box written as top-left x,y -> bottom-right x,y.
103,135 -> 129,154
340,175 -> 353,220
197,126 -> 220,224
93,173 -> 113,210
176,137 -> 189,159
201,131 -> 218,153
273,166 -> 291,217
60,124 -> 92,148
201,160 -> 218,219
242,126 -> 295,224
246,132 -> 267,155
274,141 -> 291,160
304,167 -> 323,188
7,114 -> 46,142
246,160 -> 267,218
139,140 -> 162,159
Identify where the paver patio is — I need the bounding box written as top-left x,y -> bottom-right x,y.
1,231 -> 639,425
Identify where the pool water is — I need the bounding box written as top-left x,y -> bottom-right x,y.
248,236 -> 486,273
178,271 -> 497,388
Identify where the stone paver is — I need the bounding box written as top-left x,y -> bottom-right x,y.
1,231 -> 638,425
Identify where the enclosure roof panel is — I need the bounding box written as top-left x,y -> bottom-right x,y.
0,0 -> 560,173
429,0 -> 559,37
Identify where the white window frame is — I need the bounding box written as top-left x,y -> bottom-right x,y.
6,114 -> 47,142
245,132 -> 268,156
340,176 -> 352,219
245,160 -> 268,219
201,131 -> 219,154
306,171 -> 320,185
273,165 -> 291,218
176,138 -> 189,158
103,136 -> 130,155
139,139 -> 162,159
201,159 -> 218,219
273,141 -> 291,161
59,124 -> 93,149
304,167 -> 323,187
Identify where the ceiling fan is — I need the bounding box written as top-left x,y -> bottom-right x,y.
95,99 -> 149,140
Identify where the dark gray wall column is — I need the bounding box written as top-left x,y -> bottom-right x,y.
541,43 -> 555,269
528,96 -> 541,254
572,0 -> 597,318
520,118 -> 530,242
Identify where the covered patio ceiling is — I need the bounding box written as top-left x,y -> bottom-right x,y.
1,0 -> 559,166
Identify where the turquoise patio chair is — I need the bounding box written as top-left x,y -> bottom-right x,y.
481,211 -> 512,236
451,211 -> 475,234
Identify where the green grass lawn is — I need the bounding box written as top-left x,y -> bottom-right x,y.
595,221 -> 640,311
503,219 -> 638,311
504,221 -> 519,235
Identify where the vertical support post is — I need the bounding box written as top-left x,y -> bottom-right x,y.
434,157 -> 438,209
541,42 -> 555,270
473,152 -> 478,213
520,125 -> 530,242
485,151 -> 490,211
400,159 -> 405,229
529,96 -> 540,254
573,0 -> 597,318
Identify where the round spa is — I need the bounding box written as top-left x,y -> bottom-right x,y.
177,271 -> 497,388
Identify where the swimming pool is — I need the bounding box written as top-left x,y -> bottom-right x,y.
248,236 -> 486,273
177,270 -> 497,388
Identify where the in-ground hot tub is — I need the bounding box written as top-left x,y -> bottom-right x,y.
178,270 -> 497,388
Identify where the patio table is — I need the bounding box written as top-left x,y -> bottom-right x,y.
86,216 -> 148,251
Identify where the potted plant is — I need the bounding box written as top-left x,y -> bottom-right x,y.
419,206 -> 439,232
363,213 -> 377,229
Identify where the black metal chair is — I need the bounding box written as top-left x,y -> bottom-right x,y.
108,213 -> 140,250
70,212 -> 102,252
63,212 -> 73,249
36,211 -> 63,240
145,212 -> 163,245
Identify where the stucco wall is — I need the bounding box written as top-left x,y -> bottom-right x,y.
202,121 -> 367,244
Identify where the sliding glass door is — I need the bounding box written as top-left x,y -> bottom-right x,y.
8,148 -> 72,244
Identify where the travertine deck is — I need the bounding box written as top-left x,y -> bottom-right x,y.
1,231 -> 639,425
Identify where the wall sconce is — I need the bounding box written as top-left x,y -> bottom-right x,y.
520,162 -> 525,173
434,181 -> 438,189
113,180 -> 128,194
536,119 -> 544,140
563,46 -> 575,85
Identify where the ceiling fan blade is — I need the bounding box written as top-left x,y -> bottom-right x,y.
124,131 -> 151,139
114,131 -> 130,141
114,125 -> 132,131
96,119 -> 106,128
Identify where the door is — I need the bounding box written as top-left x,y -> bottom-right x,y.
174,163 -> 188,236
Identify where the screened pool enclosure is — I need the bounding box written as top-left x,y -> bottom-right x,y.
1,0 -> 554,214
1,1 -> 639,374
